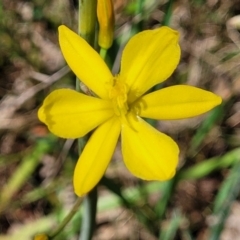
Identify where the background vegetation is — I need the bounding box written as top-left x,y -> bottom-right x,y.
1,0 -> 240,239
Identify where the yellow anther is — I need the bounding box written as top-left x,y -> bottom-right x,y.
97,0 -> 115,49
131,98 -> 147,117
109,77 -> 128,116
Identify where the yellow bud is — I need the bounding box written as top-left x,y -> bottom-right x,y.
97,0 -> 115,49
33,233 -> 49,240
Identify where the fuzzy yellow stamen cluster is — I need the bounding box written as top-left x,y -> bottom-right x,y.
109,77 -> 129,116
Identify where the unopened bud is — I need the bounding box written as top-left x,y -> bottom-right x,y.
97,0 -> 115,49
33,233 -> 49,240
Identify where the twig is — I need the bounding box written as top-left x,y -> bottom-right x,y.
0,66 -> 70,130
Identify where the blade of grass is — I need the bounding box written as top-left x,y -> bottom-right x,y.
0,134 -> 58,214
159,210 -> 183,240
155,179 -> 176,220
101,177 -> 166,233
54,181 -> 169,238
131,0 -> 145,34
77,1 -> 98,239
189,104 -> 224,155
209,161 -> 240,240
99,181 -> 168,211
177,148 -> 240,180
162,0 -> 174,26
180,228 -> 194,240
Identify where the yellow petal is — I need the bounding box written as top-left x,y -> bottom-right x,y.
136,85 -> 222,120
59,25 -> 113,99
74,117 -> 121,196
121,116 -> 179,180
120,27 -> 180,103
38,89 -> 114,138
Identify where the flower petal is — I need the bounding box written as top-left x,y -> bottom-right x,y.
121,116 -> 179,180
38,89 -> 114,138
74,117 -> 121,196
136,85 -> 222,120
59,25 -> 113,99
120,27 -> 180,103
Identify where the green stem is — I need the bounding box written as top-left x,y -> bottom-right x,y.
79,190 -> 98,240
78,1 -> 98,240
49,197 -> 83,239
131,0 -> 145,35
177,148 -> 240,180
162,0 -> 175,26
78,0 -> 97,46
99,47 -> 107,60
0,135 -> 57,213
209,161 -> 240,240
155,179 -> 176,220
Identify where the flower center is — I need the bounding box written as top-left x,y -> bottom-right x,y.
109,76 -> 129,117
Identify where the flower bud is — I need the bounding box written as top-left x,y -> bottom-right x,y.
33,233 -> 49,240
97,0 -> 115,49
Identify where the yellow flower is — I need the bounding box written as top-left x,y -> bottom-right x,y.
38,25 -> 222,196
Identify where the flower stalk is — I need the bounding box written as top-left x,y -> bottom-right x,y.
78,1 -> 98,239
78,0 -> 97,47
49,197 -> 83,239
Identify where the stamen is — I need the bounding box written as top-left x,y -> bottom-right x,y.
108,76 -> 139,132
121,113 -> 138,132
109,76 -> 128,116
131,98 -> 147,117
